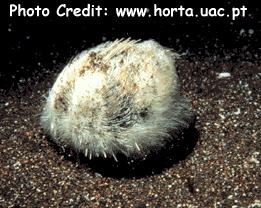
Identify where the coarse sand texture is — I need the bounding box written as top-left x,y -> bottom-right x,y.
41,39 -> 194,160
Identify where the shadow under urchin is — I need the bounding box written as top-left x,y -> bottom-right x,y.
45,115 -> 198,179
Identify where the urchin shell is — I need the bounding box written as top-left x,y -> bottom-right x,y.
41,39 -> 193,160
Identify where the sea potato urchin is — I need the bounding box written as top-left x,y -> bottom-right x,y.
41,39 -> 193,161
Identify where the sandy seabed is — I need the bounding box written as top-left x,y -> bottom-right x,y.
1,55 -> 260,207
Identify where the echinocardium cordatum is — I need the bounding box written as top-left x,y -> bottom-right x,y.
41,39 -> 193,161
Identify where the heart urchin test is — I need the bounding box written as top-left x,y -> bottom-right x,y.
41,39 -> 193,161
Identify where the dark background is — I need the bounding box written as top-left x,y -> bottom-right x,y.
5,0 -> 260,90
